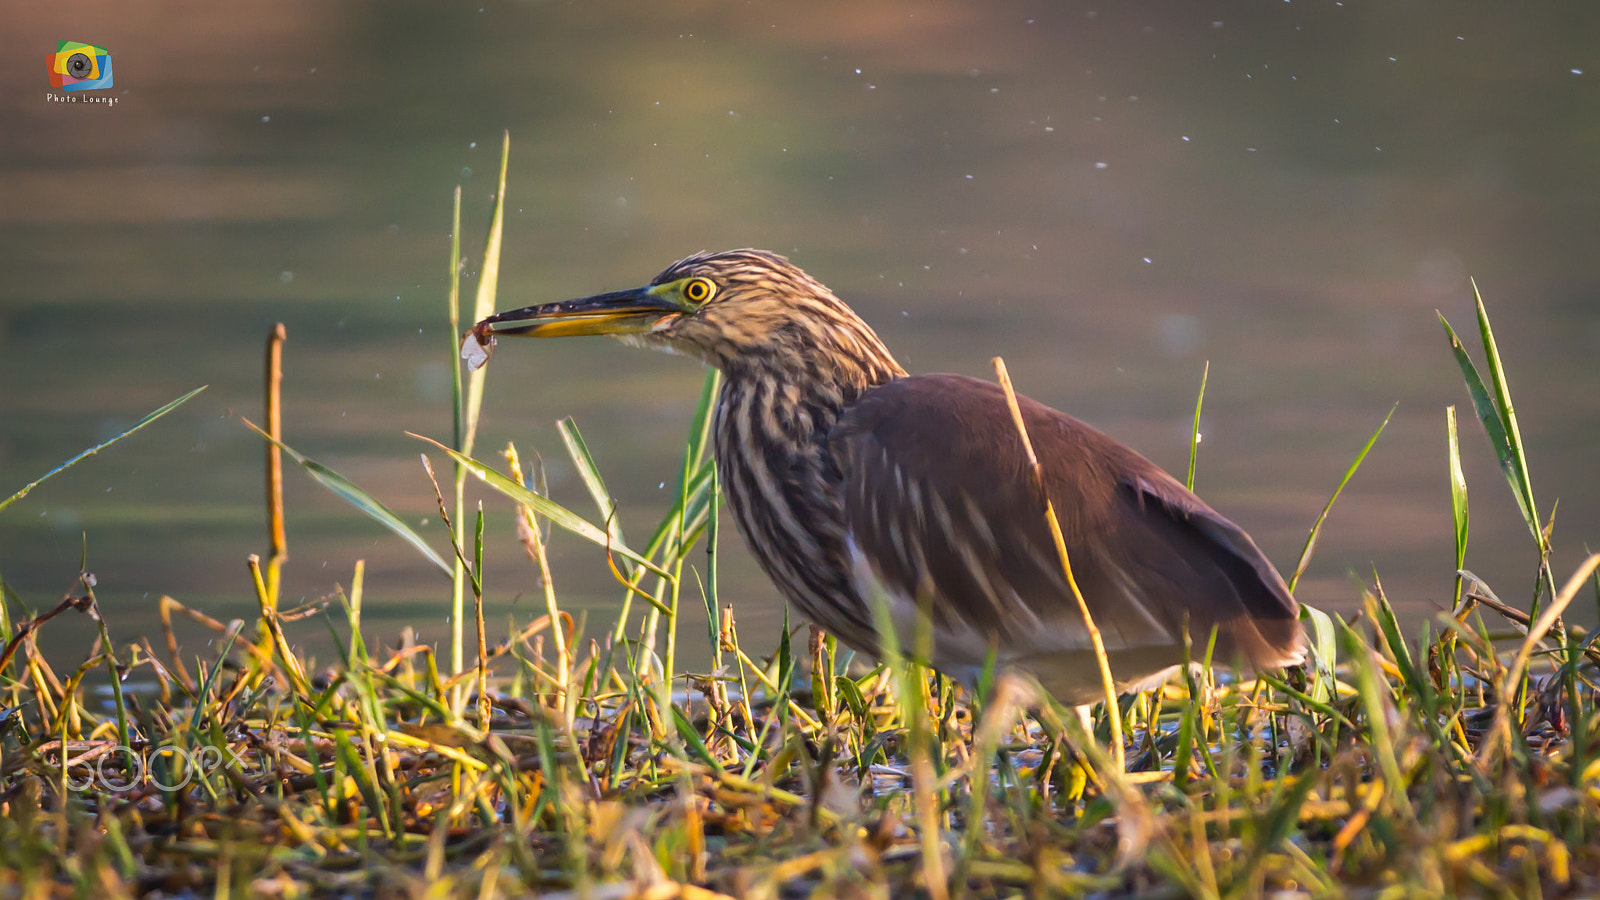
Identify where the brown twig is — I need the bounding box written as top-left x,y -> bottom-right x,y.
265,324 -> 288,606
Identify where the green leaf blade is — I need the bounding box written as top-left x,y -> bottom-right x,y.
1298,602 -> 1337,704
1187,360 -> 1208,492
1290,403 -> 1394,592
415,435 -> 670,578
558,417 -> 627,552
1471,281 -> 1541,544
246,421 -> 452,577
460,131 -> 511,460
1439,309 -> 1536,538
2,386 -> 208,516
1445,405 -> 1469,572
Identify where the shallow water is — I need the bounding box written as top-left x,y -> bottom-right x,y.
4,1 -> 1597,669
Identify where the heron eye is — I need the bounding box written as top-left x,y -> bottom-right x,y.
683,278 -> 715,304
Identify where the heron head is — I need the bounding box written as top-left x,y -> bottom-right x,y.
467,249 -> 882,369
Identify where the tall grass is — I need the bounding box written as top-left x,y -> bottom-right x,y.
0,163 -> 1595,896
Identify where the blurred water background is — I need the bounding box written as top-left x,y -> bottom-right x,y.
3,0 -> 1597,669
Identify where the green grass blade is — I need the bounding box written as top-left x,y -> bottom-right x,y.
448,186 -> 464,451
702,467 -> 723,668
452,135 -> 510,677
1337,618 -> 1415,820
188,627 -> 243,735
0,568 -> 13,644
684,369 -> 722,474
1439,308 -> 1537,539
642,464 -> 718,554
1366,576 -> 1421,699
1187,360 -> 1208,492
244,420 -> 452,577
413,435 -> 670,578
1290,403 -> 1395,592
611,373 -> 722,587
448,184 -> 466,677
461,131 -> 510,460
1,385 -> 207,515
1298,602 -> 1337,704
1471,280 -> 1540,542
672,705 -> 727,774
557,418 -> 627,552
1446,405 -> 1469,604
676,371 -> 722,542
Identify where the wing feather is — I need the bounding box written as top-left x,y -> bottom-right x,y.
828,373 -> 1303,699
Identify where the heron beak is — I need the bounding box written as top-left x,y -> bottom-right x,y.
474,286 -> 686,339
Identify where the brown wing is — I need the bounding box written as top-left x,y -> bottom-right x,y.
827,373 -> 1303,697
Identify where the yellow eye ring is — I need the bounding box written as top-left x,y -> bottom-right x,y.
683,277 -> 715,304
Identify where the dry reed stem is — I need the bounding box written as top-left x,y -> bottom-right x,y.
264,324 -> 287,606
991,356 -> 1125,770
